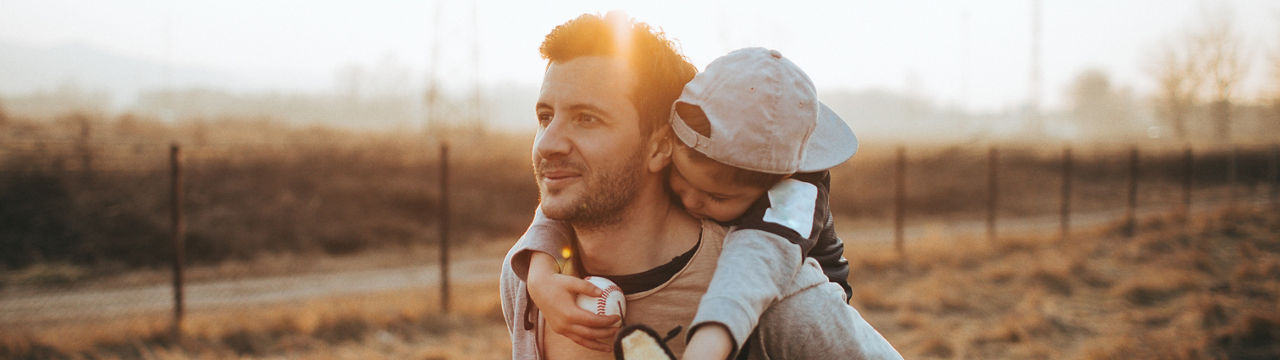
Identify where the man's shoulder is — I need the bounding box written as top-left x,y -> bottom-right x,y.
698,219 -> 730,254
701,219 -> 729,240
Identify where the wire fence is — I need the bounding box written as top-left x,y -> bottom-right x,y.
1,138 -> 1278,338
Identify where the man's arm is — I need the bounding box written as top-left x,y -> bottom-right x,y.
500,240 -> 541,359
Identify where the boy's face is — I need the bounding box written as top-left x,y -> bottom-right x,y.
668,144 -> 768,223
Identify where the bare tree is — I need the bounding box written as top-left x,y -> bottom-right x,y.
1190,5 -> 1250,142
334,63 -> 366,104
1148,38 -> 1202,141
1068,68 -> 1138,139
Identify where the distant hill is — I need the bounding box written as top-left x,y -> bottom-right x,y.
0,40 -> 230,106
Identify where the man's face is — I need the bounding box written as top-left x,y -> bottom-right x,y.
533,56 -> 648,227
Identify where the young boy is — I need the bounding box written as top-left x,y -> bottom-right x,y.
512,47 -> 865,359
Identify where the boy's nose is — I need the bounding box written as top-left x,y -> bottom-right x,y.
680,192 -> 703,211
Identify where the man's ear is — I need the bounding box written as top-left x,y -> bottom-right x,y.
645,128 -> 673,173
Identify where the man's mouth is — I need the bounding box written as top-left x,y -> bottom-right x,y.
538,169 -> 581,190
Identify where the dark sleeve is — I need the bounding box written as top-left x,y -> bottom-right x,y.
797,171 -> 852,301
737,171 -> 852,302
811,208 -> 853,302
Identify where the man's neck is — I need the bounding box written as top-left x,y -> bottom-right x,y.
573,185 -> 700,276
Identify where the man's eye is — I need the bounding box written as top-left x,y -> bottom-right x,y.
537,113 -> 552,127
577,114 -> 599,124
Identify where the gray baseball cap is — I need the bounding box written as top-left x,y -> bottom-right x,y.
670,47 -> 858,174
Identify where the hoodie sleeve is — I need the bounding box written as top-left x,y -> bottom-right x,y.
509,206 -> 575,281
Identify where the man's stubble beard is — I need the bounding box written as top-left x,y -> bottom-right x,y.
537,148 -> 646,229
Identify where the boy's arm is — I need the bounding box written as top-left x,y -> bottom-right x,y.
687,175 -> 833,357
810,213 -> 853,301
806,172 -> 853,301
510,207 -> 575,281
687,229 -> 804,358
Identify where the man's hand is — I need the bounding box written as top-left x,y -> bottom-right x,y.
527,253 -> 621,352
682,324 -> 734,360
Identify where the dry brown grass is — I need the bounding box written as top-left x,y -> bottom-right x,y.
2,206 -> 1275,359
4,112 -> 1272,275
1,113 -> 538,272
845,207 -> 1280,359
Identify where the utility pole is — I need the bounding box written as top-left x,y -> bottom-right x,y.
424,0 -> 444,136
1028,0 -> 1043,136
469,0 -> 484,134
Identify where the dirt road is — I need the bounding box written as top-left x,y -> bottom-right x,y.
1,258 -> 498,326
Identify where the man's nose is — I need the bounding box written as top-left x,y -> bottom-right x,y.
533,115 -> 571,159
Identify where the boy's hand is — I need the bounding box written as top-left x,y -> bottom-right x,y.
682,324 -> 734,360
527,253 -> 621,352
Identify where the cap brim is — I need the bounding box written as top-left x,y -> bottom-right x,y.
798,102 -> 858,172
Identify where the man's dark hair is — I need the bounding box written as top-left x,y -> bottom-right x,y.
539,12 -> 696,137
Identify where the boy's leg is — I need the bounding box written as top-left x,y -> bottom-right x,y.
743,262 -> 902,360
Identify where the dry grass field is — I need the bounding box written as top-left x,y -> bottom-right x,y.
4,112 -> 1271,273
3,113 -> 1278,359
2,207 -> 1276,359
847,208 -> 1280,359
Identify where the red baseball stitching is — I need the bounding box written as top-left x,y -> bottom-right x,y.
595,285 -> 620,315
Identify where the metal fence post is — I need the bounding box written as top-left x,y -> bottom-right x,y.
1183,146 -> 1193,221
169,143 -> 185,339
78,115 -> 93,184
987,147 -> 998,243
1228,147 -> 1238,212
894,145 -> 905,260
1271,144 -> 1278,210
439,143 -> 451,313
1125,147 -> 1138,237
1060,146 -> 1072,242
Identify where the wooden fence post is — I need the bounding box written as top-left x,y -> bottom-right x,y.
1060,146 -> 1072,242
894,145 -> 906,260
987,147 -> 998,243
1125,147 -> 1138,237
439,143 -> 451,313
169,143 -> 185,339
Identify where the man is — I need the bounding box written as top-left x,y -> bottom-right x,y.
500,12 -> 899,359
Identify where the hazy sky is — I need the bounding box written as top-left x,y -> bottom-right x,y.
1,0 -> 1277,112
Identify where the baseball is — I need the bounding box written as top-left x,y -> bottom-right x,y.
577,276 -> 626,326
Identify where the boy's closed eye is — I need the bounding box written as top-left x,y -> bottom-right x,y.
667,152 -> 768,223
